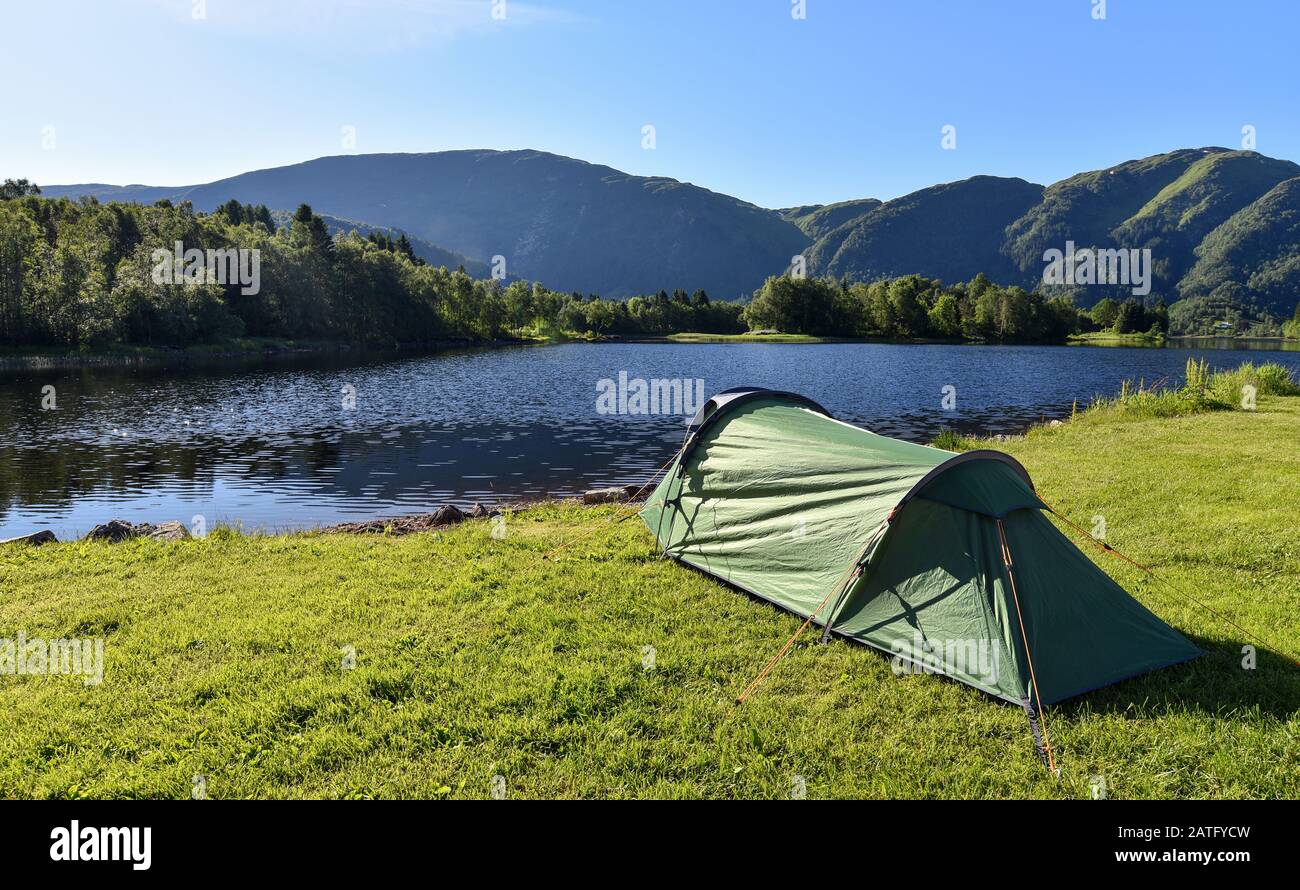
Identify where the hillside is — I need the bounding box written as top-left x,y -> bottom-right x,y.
992,149 -> 1300,312
1000,148 -> 1211,289
1115,150 -> 1299,268
795,148 -> 1300,330
1177,177 -> 1300,322
804,176 -> 1043,284
780,198 -> 883,240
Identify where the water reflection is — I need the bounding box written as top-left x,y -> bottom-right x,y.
1166,337 -> 1299,352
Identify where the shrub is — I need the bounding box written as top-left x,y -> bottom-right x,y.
1254,362 -> 1300,396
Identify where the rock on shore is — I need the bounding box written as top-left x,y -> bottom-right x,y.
50,494 -> 632,544
323,503 -> 502,536
0,529 -> 57,546
582,485 -> 642,504
85,519 -> 191,542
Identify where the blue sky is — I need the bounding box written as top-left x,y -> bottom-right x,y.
2,0 -> 1297,208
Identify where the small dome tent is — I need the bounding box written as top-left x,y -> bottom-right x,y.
639,388 -> 1200,710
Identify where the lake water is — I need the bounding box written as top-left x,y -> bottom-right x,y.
3,340 -> 1299,538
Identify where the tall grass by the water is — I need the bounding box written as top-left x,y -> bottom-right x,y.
1084,359 -> 1300,419
934,361 -> 1299,452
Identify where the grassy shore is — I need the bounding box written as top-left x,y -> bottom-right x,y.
2,387 -> 1298,799
674,330 -> 1170,347
665,331 -> 830,343
1067,330 -> 1165,346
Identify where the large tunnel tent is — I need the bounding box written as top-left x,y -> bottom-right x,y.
639,388 -> 1200,707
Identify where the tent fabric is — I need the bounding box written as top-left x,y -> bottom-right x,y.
640,389 -> 1200,705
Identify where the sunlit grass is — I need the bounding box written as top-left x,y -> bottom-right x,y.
1078,359 -> 1300,420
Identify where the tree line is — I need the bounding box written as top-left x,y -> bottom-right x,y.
1,181 -> 1171,349
743,274 -> 1168,341
1284,303 -> 1300,340
0,188 -> 742,347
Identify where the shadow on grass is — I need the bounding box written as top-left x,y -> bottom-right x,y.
1053,636 -> 1300,722
653,555 -> 1300,720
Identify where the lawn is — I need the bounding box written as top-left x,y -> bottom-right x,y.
1,398 -> 1297,799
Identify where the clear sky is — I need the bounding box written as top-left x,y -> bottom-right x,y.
2,0 -> 1297,208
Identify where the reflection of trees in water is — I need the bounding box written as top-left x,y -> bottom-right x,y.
1,348 -> 418,438
0,435 -> 346,519
0,414 -> 679,529
0,352 -> 415,525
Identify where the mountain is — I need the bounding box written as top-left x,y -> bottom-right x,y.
803,176 -> 1043,284
780,198 -> 883,240
1177,177 -> 1300,319
39,182 -> 179,204
796,147 -> 1300,328
1000,148 -> 1211,285
1112,150 -> 1300,279
997,148 -> 1300,308
39,146 -> 1300,328
42,150 -> 807,299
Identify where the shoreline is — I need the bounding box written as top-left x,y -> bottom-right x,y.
0,336 -> 547,372
3,330 -> 1295,371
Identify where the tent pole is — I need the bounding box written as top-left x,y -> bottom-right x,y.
819,518 -> 890,644
997,518 -> 1059,776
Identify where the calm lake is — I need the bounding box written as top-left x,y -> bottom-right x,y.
3,339 -> 1299,538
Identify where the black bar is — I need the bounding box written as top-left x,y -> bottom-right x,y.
0,800 -> 1285,875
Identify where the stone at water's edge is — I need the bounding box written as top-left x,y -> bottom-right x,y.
430,504 -> 465,525
0,529 -> 57,546
139,521 -> 191,541
85,519 -> 191,542
583,486 -> 641,505
322,503 -> 501,535
86,519 -> 138,542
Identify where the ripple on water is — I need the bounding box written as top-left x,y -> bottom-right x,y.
1,341 -> 1297,537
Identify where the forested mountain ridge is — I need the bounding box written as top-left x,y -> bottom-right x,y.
42,150 -> 806,300
998,148 -> 1300,326
34,146 -> 1300,333
0,192 -> 756,348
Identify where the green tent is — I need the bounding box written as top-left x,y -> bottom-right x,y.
640,388 -> 1200,710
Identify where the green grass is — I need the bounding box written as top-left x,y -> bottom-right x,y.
666,331 -> 829,343
3,398 -> 1299,799
1068,330 -> 1165,346
1078,358 -> 1300,420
